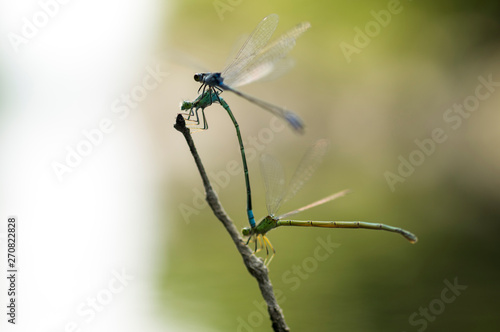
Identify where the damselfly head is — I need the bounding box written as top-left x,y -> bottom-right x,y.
193,73 -> 204,82
242,227 -> 252,236
180,100 -> 192,110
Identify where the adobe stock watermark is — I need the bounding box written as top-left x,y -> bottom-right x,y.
213,0 -> 244,21
403,277 -> 467,332
385,74 -> 500,192
236,235 -> 341,332
8,0 -> 73,53
178,115 -> 286,224
62,268 -> 134,332
340,0 -> 404,63
51,64 -> 169,182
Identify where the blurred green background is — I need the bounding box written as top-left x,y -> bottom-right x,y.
157,0 -> 500,331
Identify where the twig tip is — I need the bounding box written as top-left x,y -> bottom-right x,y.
174,113 -> 187,132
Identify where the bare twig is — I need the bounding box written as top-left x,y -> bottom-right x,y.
174,114 -> 290,332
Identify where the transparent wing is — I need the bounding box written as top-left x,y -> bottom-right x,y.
278,189 -> 350,220
223,33 -> 249,69
283,139 -> 328,204
224,86 -> 304,132
224,21 -> 310,88
226,58 -> 295,89
260,153 -> 286,216
221,14 -> 279,80
252,57 -> 295,84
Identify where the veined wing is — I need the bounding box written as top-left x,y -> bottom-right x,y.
251,57 -> 295,84
283,139 -> 328,204
222,33 -> 249,70
224,21 -> 310,88
260,153 -> 286,216
278,189 -> 350,220
221,14 -> 279,81
224,86 -> 304,132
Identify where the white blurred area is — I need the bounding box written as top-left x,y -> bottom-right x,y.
0,1 -> 203,331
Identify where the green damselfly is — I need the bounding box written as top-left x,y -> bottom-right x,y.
181,91 -> 256,227
242,139 -> 418,265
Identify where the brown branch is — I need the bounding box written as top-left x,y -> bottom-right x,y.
174,114 -> 290,332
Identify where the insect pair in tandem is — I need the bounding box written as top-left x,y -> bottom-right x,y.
180,14 -> 417,265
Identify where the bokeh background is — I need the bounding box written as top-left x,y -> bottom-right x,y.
1,0 -> 499,331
